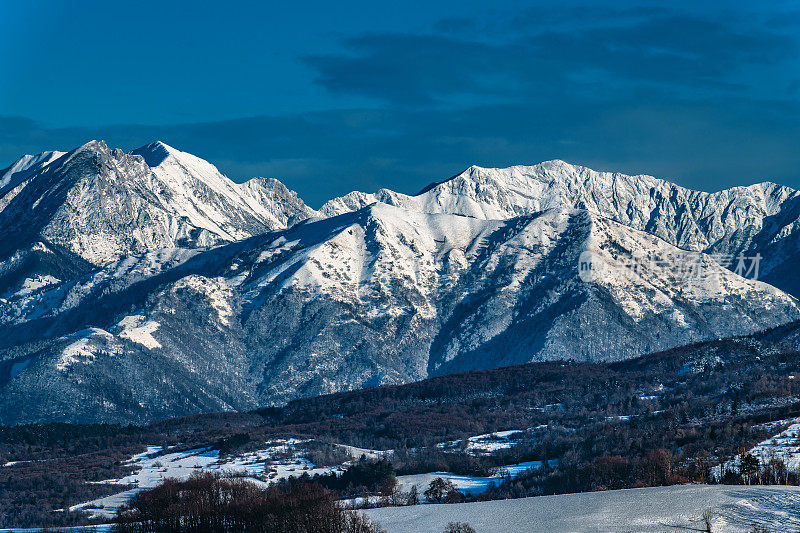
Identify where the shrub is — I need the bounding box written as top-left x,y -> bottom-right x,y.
444,523 -> 476,533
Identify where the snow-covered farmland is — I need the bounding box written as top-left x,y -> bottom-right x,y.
70,440 -> 340,519
67,429 -> 546,519
366,484 -> 800,533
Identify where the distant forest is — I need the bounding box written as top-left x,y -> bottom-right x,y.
3,328 -> 800,528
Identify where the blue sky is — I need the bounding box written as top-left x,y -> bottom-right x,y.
2,0 -> 799,206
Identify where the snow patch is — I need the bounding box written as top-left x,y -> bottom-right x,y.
436,430 -> 527,455
174,275 -> 234,326
56,328 -> 114,371
395,460 -> 544,498
117,315 -> 162,349
71,440 -> 338,520
14,275 -> 60,297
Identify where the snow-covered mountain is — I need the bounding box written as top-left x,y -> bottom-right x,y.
0,150 -> 65,212
1,200 -> 797,423
321,161 -> 800,297
2,142 -> 800,424
0,140 -> 315,297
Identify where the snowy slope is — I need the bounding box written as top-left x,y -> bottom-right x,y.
0,140 -> 314,265
365,484 -> 800,533
712,419 -> 800,480
0,140 -> 315,299
131,141 -> 317,241
321,161 -> 800,296
1,202 -> 797,423
0,150 -> 65,192
0,150 -> 65,213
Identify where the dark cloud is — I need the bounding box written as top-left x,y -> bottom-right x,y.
304,35 -> 523,106
529,15 -> 795,81
431,16 -> 479,34
304,8 -> 796,107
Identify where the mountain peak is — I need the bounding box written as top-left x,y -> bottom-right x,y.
466,159 -> 577,174
416,160 -> 583,195
59,140 -> 112,168
0,150 -> 66,191
0,140 -> 317,266
74,139 -> 108,153
535,159 -> 582,172
131,140 -> 178,167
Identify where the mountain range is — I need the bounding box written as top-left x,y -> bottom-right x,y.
1,140 -> 799,424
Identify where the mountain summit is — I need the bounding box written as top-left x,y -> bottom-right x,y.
322,161 -> 800,297
0,140 -> 315,297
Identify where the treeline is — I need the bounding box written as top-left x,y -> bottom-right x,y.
304,458 -> 395,495
478,449 -> 695,500
718,452 -> 800,486
479,448 -> 800,503
0,447 -> 140,529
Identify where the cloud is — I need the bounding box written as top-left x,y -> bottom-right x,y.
766,10 -> 800,28
304,34 -> 523,106
303,7 -> 796,107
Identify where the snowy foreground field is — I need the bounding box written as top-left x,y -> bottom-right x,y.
365,484 -> 800,533
2,485 -> 799,532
